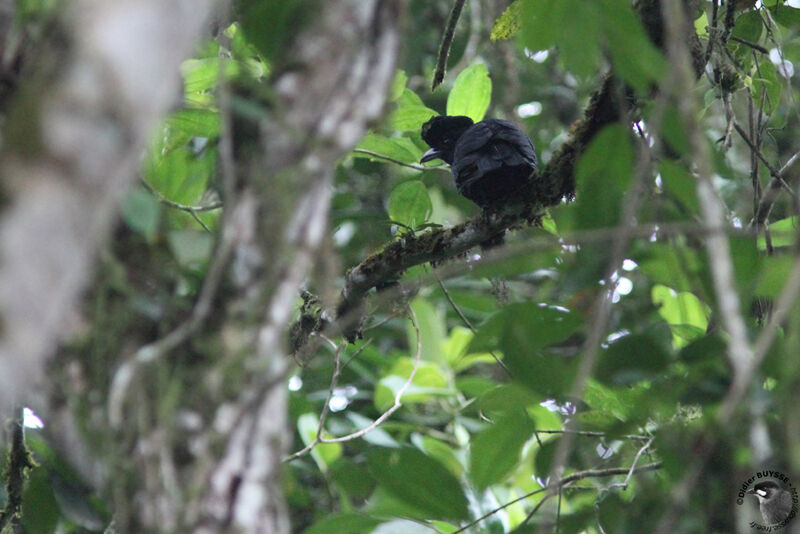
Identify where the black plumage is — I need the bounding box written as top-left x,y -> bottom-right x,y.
748,480 -> 794,525
420,115 -> 537,209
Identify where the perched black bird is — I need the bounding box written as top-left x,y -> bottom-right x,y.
747,480 -> 793,525
420,115 -> 537,209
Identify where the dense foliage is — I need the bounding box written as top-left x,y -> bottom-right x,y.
3,1 -> 800,533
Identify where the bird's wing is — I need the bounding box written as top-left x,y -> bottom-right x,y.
453,120 -> 537,171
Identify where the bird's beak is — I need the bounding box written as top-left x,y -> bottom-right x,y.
420,148 -> 443,163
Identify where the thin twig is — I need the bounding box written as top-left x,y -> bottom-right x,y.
284,306 -> 423,461
433,270 -> 512,377
450,462 -> 662,534
282,335 -> 343,462
320,305 -> 423,444
602,437 -> 654,492
729,35 -> 769,54
141,179 -> 222,212
432,0 -> 467,90
352,148 -> 446,172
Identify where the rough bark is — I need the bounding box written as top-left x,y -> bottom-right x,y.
0,0 -> 215,422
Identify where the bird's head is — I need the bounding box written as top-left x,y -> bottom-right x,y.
748,480 -> 783,503
420,115 -> 474,165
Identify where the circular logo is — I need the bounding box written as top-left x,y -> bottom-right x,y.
736,471 -> 798,530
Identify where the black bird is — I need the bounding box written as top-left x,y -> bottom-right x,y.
420,115 -> 537,209
747,480 -> 793,525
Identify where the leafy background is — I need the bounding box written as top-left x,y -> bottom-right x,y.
4,0 -> 800,533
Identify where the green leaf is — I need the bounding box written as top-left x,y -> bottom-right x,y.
651,284 -> 710,348
601,0 -> 666,92
374,358 -> 450,411
388,180 -> 432,230
446,64 -> 492,122
470,410 -> 535,489
519,0 -> 561,52
21,468 -> 60,534
166,230 -> 214,268
367,447 -> 470,521
165,108 -> 220,139
121,187 -> 160,240
659,160 -> 698,213
750,60 -> 781,115
572,124 -> 634,229
473,303 -> 581,396
298,413 -> 342,472
354,133 -> 422,164
596,332 -> 672,386
770,6 -> 800,28
755,255 -> 795,297
390,70 -> 408,101
758,216 -> 798,250
390,89 -> 437,132
408,297 -> 446,363
491,0 -> 523,41
303,513 -> 382,534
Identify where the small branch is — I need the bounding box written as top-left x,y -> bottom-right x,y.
749,150 -> 800,229
284,306 -> 423,462
282,336 -> 343,463
352,148 -> 447,172
729,35 -> 769,54
320,305 -> 423,444
601,437 -> 654,492
141,179 -> 223,212
450,462 -> 662,534
432,0 -> 467,90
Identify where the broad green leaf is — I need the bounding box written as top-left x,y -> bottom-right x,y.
601,0 -> 666,92
473,303 -> 581,396
478,384 -> 541,420
755,255 -> 795,297
166,109 -> 220,139
50,473 -> 104,530
557,2 -> 601,78
390,89 -> 437,132
659,160 -> 698,213
374,358 -> 450,411
121,187 -> 160,240
770,6 -> 800,28
446,64 -> 492,122
367,447 -> 470,521
750,60 -> 781,115
21,468 -> 60,534
408,298 -> 446,364
470,410 -> 535,489
572,125 -> 634,229
491,0 -> 522,41
166,230 -> 214,268
411,434 -> 463,478
303,513 -> 382,534
758,216 -> 798,250
354,133 -> 422,164
651,284 -> 710,348
519,0 -> 561,52
181,58 -> 241,95
390,70 -> 408,101
298,413 -> 342,472
596,331 -> 672,386
388,180 -> 432,230
440,326 -> 473,365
